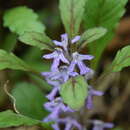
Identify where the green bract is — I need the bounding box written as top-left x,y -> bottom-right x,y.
111,45 -> 130,72
19,32 -> 54,50
60,76 -> 88,110
84,0 -> 128,69
78,27 -> 107,49
59,0 -> 87,37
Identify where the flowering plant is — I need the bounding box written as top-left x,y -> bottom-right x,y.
0,0 -> 129,130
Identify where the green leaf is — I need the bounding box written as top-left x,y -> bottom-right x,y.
0,110 -> 50,128
22,47 -> 51,72
78,27 -> 107,49
2,33 -> 17,52
0,49 -> 31,71
60,76 -> 88,110
11,82 -> 48,120
19,32 -> 54,50
84,0 -> 128,69
112,128 -> 123,130
59,0 -> 87,37
3,6 -> 45,35
111,45 -> 130,72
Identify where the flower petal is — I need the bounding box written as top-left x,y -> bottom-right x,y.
52,123 -> 60,130
77,61 -> 91,75
92,126 -> 102,130
62,74 -> 69,82
92,90 -> 104,96
44,102 -> 54,112
78,54 -> 94,60
53,40 -> 62,46
103,123 -> 114,128
43,51 -> 57,59
69,72 -> 79,77
46,79 -> 60,87
71,36 -> 80,44
46,87 -> 59,100
68,61 -> 76,73
61,33 -> 68,42
65,123 -> 72,130
51,57 -> 60,71
41,72 -> 51,77
86,95 -> 93,109
59,53 -> 69,64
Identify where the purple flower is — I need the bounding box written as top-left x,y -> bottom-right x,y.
42,66 -> 78,83
46,86 -> 60,100
53,33 -> 80,51
44,98 -> 73,122
68,52 -> 94,75
58,117 -> 82,130
52,66 -> 78,82
52,123 -> 60,130
43,108 -> 59,122
71,36 -> 81,44
46,79 -> 61,87
43,48 -> 69,71
91,120 -> 114,130
53,34 -> 68,51
86,86 -> 104,109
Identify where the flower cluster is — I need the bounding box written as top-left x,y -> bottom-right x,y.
42,34 -> 113,130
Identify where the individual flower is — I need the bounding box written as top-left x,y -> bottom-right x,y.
52,123 -> 60,130
43,48 -> 69,71
90,120 -> 114,130
42,66 -> 78,83
44,98 -> 73,122
71,36 -> 81,44
43,108 -> 59,122
41,73 -> 61,100
51,66 -> 78,82
57,117 -> 82,130
53,33 -> 68,51
46,86 -> 60,100
86,86 -> 104,109
53,33 -> 80,51
46,78 -> 61,87
68,52 -> 94,75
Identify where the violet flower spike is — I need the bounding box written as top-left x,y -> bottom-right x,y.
68,52 -> 94,75
58,117 -> 82,130
91,120 -> 114,130
43,48 -> 69,71
86,86 -> 104,109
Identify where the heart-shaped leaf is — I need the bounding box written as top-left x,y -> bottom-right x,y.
60,76 -> 88,110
